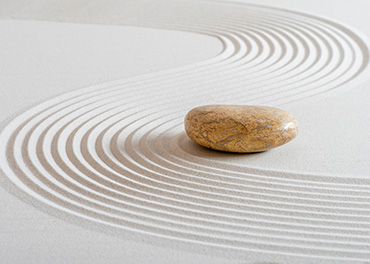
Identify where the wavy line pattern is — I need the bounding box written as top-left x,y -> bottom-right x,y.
1,0 -> 370,261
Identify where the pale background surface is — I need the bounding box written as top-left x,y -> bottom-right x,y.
0,0 -> 370,263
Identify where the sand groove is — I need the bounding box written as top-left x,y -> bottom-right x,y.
1,0 -> 370,261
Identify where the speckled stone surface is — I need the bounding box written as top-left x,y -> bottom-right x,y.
184,105 -> 298,153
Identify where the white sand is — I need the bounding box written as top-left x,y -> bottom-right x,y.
0,1 -> 369,263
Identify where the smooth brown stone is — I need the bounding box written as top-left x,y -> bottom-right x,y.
184,105 -> 298,153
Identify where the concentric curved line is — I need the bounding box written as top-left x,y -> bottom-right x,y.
1,0 -> 370,261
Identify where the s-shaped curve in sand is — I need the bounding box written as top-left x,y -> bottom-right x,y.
0,0 -> 370,263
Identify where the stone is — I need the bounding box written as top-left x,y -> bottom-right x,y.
184,105 -> 298,153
